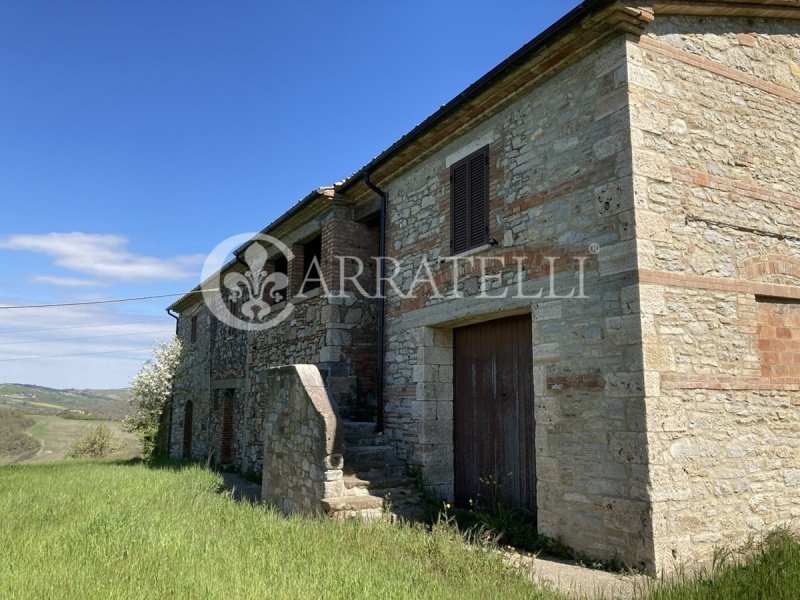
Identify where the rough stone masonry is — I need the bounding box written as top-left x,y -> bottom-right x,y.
168,1 -> 800,575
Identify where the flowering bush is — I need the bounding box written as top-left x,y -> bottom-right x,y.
124,337 -> 182,459
67,424 -> 122,458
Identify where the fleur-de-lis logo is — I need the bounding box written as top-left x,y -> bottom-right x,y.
223,243 -> 288,322
201,233 -> 295,331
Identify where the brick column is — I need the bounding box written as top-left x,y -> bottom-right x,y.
322,219 -> 379,295
286,243 -> 305,300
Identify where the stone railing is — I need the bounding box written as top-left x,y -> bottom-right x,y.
261,364 -> 345,514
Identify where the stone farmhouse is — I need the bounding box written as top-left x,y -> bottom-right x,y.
167,0 -> 800,574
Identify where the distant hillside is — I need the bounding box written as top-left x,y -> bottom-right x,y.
0,383 -> 131,420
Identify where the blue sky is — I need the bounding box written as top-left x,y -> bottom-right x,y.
0,0 -> 579,388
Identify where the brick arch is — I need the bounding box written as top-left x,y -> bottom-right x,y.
739,254 -> 800,283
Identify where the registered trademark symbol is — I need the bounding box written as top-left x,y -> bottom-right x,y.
589,243 -> 600,255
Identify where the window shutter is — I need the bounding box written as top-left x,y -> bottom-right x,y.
450,145 -> 489,255
468,149 -> 488,248
451,161 -> 469,254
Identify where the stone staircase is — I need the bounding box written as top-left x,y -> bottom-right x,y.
322,420 -> 427,522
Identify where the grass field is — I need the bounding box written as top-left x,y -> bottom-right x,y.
23,414 -> 139,462
0,383 -> 130,419
0,460 -> 798,599
0,460 -> 554,599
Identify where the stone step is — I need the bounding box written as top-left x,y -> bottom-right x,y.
322,494 -> 384,521
322,494 -> 383,511
341,420 -> 376,440
344,464 -> 409,480
345,434 -> 390,447
343,474 -> 416,492
345,444 -> 398,467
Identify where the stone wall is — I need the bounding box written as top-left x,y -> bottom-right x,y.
260,364 -> 346,514
169,304 -> 212,460
169,213 -> 380,476
166,5 -> 800,575
629,15 -> 800,571
379,36 -> 655,569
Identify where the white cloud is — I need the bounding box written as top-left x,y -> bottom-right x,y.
30,275 -> 107,287
0,232 -> 204,282
0,300 -> 176,388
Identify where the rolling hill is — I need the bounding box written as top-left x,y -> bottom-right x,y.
0,383 -> 131,420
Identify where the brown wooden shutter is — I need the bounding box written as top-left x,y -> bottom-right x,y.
468,148 -> 488,248
450,145 -> 489,254
451,161 -> 469,254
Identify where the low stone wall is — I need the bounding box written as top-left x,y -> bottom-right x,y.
261,364 -> 346,514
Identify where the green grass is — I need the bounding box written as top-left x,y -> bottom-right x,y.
1,460 -> 798,600
20,414 -> 139,463
634,529 -> 800,600
0,460 -> 556,599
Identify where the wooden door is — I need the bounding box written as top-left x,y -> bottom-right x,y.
182,400 -> 193,459
453,314 -> 535,514
221,390 -> 235,464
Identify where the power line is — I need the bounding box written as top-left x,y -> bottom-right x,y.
0,289 -> 214,310
0,328 -> 171,347
0,347 -> 155,362
0,319 -> 170,336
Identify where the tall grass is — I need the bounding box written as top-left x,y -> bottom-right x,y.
636,529 -> 800,600
0,460 -> 551,599
1,460 -> 798,599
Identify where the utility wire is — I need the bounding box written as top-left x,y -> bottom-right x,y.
0,328 -> 171,347
0,289 -> 214,310
0,319 -> 170,336
0,347 -> 154,362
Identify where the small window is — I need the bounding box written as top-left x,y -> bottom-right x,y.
450,146 -> 489,255
301,235 -> 322,294
190,316 -> 198,343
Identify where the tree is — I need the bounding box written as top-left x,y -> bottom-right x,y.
67,424 -> 122,459
125,337 -> 182,460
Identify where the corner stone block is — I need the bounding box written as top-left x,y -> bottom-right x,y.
436,401 -> 453,421
608,432 -> 648,465
418,419 -> 453,444
597,239 -> 637,277
417,346 -> 453,366
605,315 -> 641,345
416,382 -> 453,402
410,400 -> 437,420
325,329 -> 352,347
412,364 -> 440,383
415,444 -> 454,468
604,372 -> 644,398
643,345 -> 675,371
319,346 -> 341,362
533,301 -> 563,321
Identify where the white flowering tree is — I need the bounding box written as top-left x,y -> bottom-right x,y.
125,337 -> 182,460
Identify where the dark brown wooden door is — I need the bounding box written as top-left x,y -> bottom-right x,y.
454,314 -> 535,514
182,400 -> 193,459
221,390 -> 235,464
